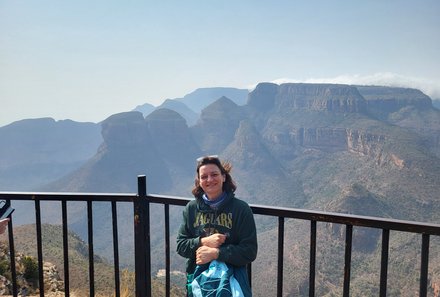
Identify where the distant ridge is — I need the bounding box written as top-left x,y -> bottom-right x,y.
0,118 -> 101,190
175,87 -> 249,113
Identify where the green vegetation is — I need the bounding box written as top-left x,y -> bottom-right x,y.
22,256 -> 38,283
0,258 -> 10,278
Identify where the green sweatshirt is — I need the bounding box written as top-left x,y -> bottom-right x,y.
176,192 -> 258,274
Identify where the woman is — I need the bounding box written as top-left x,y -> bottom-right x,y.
176,155 -> 258,296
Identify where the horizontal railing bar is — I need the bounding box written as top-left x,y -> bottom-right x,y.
147,196 -> 440,236
0,192 -> 137,202
249,204 -> 440,236
2,192 -> 440,236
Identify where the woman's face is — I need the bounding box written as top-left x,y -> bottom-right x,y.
198,163 -> 225,200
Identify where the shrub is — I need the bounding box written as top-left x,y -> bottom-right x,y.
0,258 -> 10,277
22,256 -> 38,282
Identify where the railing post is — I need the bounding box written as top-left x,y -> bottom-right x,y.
87,200 -> 95,296
134,175 -> 151,297
309,220 -> 316,297
61,200 -> 70,297
342,224 -> 353,297
277,217 -> 284,297
379,229 -> 389,297
111,201 -> 121,297
35,199 -> 44,297
6,199 -> 18,297
420,234 -> 430,297
164,204 -> 170,297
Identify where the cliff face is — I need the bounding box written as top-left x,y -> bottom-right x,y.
192,96 -> 245,153
357,86 -> 432,113
276,83 -> 367,113
146,108 -> 201,174
248,83 -> 367,113
101,111 -> 150,150
263,126 -> 403,168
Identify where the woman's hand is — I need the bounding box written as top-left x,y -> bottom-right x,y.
0,218 -> 10,235
200,233 -> 226,248
195,246 -> 219,265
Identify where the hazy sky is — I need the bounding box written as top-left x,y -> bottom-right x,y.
1,0 -> 439,127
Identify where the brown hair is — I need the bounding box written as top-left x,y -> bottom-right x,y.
192,156 -> 237,198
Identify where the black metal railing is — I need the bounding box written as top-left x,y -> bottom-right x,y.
1,175 -> 439,297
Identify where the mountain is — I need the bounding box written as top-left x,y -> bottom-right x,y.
357,86 -> 440,157
133,100 -> 199,127
31,82 -> 440,231
3,83 -> 440,296
133,87 -> 249,126
155,99 -> 199,126
174,87 -> 249,113
41,111 -> 172,193
0,118 -> 102,190
132,102 -> 155,116
191,96 -> 246,153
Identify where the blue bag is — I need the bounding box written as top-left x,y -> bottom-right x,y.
189,260 -> 244,297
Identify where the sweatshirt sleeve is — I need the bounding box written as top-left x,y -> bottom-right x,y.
217,202 -> 258,267
176,203 -> 200,259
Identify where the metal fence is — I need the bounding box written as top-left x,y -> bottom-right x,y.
1,175 -> 440,297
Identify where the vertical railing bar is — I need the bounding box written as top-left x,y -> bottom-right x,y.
111,201 -> 121,297
164,204 -> 170,297
379,229 -> 389,297
61,200 -> 70,297
7,199 -> 18,297
35,199 -> 45,297
134,177 -> 146,297
342,224 -> 353,297
135,175 -> 151,297
145,182 -> 151,297
420,234 -> 430,297
87,200 -> 95,297
309,220 -> 317,297
277,217 -> 284,297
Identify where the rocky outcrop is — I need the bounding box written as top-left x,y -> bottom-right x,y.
347,129 -> 408,168
264,126 -> 406,168
146,108 -> 201,168
224,120 -> 282,175
0,243 -> 64,296
100,111 -> 149,150
248,83 -> 367,113
295,127 -> 347,151
347,129 -> 385,156
192,96 -> 245,153
247,83 -> 278,111
276,83 -> 367,113
357,86 -> 432,114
